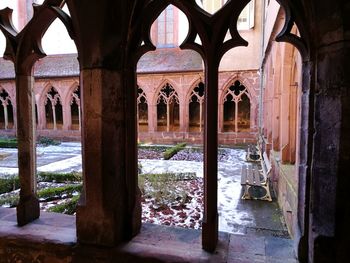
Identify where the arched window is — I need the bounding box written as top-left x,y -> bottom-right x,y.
70,86 -> 81,130
0,88 -> 14,130
137,87 -> 148,132
189,82 -> 205,132
223,80 -> 250,132
45,87 -> 63,130
156,5 -> 175,47
157,83 -> 179,132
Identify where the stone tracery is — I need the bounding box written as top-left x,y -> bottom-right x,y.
45,87 -> 63,130
189,81 -> 205,132
156,83 -> 179,132
0,88 -> 14,130
223,80 -> 250,132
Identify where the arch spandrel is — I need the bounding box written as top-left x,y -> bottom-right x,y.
131,0 -> 251,66
221,76 -> 256,104
275,0 -> 310,61
152,79 -> 179,106
0,0 -> 68,74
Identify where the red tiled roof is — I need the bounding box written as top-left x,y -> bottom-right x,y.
0,48 -> 203,80
137,48 -> 203,73
0,54 -> 79,79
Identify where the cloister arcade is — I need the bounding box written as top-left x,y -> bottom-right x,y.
0,0 -> 349,261
0,88 -> 14,130
0,71 -> 259,143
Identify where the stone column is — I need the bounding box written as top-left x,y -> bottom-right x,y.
63,103 -> 71,130
308,43 -> 350,262
288,85 -> 298,164
77,67 -> 140,245
280,83 -> 290,162
272,96 -> 280,151
16,75 -> 39,226
3,104 -> 8,130
202,58 -> 218,252
52,104 -> 57,130
179,100 -> 186,133
148,103 -> 157,132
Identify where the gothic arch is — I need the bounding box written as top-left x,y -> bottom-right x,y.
221,79 -> 252,133
220,76 -> 254,104
186,79 -> 205,132
0,86 -> 14,130
185,77 -> 204,103
64,81 -> 80,105
137,86 -> 149,132
69,84 -> 81,130
154,80 -> 180,132
151,78 -> 179,106
41,84 -> 63,130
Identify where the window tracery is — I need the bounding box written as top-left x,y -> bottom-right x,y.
0,88 -> 14,130
45,87 -> 63,130
157,83 -> 179,132
189,82 -> 205,132
70,86 -> 80,130
223,80 -> 251,132
155,5 -> 175,47
137,87 -> 148,131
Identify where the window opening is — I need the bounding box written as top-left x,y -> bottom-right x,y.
189,82 -> 205,132
70,86 -> 81,130
223,80 -> 250,132
0,88 -> 14,129
157,83 -> 179,132
155,5 -> 175,48
137,87 -> 148,132
45,87 -> 63,130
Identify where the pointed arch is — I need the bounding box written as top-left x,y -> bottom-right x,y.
155,81 -> 180,132
221,79 -> 251,132
70,84 -> 81,130
43,85 -> 63,130
187,80 -> 205,132
137,85 -> 149,132
0,87 -> 14,130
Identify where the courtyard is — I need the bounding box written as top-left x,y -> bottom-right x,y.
0,142 -> 289,237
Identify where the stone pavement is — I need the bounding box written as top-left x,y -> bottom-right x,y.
0,207 -> 298,262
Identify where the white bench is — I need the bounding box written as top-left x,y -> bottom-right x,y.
241,152 -> 272,201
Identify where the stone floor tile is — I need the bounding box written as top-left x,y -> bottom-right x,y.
227,252 -> 266,263
229,234 -> 265,256
265,256 -> 298,263
265,236 -> 296,259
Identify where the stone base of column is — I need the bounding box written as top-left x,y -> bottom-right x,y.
202,213 -> 218,252
131,188 -> 142,237
16,194 -> 40,226
76,205 -> 117,246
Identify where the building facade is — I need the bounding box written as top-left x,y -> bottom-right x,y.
1,0 -> 349,262
0,0 -> 261,144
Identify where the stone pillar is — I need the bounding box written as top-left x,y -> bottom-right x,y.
218,102 -> 224,132
39,102 -> 46,130
3,104 -> 8,130
288,85 -> 298,164
272,96 -> 280,151
76,67 -> 140,245
148,103 -> 157,132
308,43 -> 350,263
179,100 -> 186,132
294,61 -> 313,263
63,103 -> 71,130
183,102 -> 190,132
280,83 -> 290,163
16,75 -> 40,226
202,58 -> 218,252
